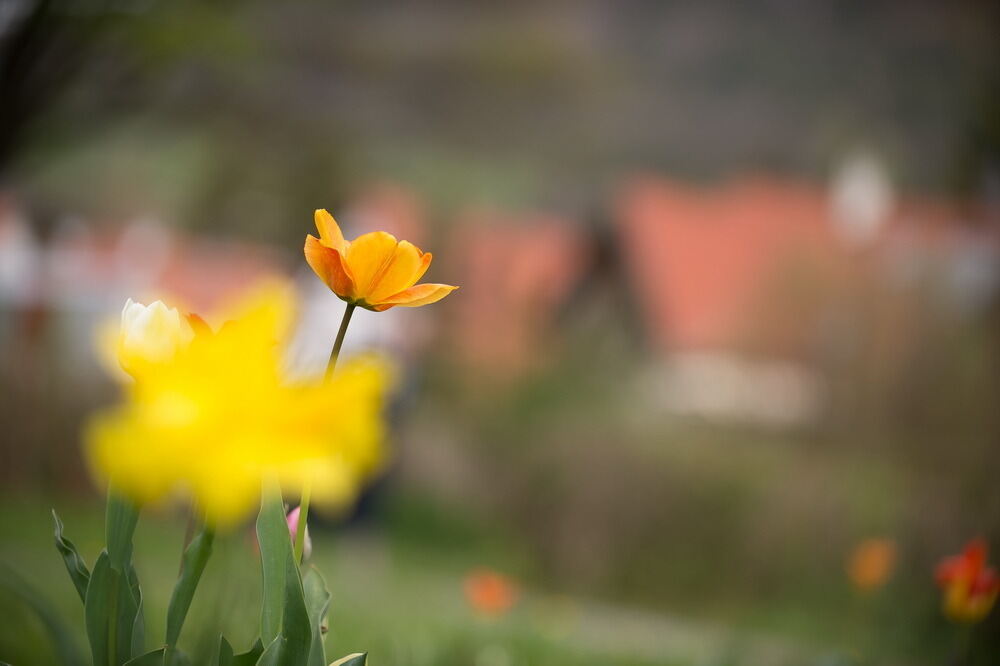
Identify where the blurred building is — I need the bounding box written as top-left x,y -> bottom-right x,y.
0,182 -> 476,390
0,196 -> 288,383
4,171 -> 997,426
614,172 -> 999,426
448,210 -> 590,376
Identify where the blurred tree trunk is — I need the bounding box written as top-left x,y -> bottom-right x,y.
0,0 -> 111,173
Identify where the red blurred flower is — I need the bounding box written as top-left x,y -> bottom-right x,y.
464,569 -> 518,617
935,539 -> 999,623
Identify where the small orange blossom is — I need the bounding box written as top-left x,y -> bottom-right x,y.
935,538 -> 999,623
846,538 -> 897,592
305,209 -> 457,311
464,569 -> 518,617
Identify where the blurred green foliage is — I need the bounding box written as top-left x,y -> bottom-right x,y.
5,0 -> 1000,242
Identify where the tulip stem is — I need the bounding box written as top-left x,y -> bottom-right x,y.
308,304 -> 356,564
293,485 -> 311,565
179,508 -> 196,574
308,302 -> 355,563
326,303 -> 356,380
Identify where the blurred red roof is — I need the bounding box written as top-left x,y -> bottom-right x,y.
614,175 -> 996,356
450,210 -> 588,373
616,176 -> 840,353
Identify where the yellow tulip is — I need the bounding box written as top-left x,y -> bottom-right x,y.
304,209 -> 458,311
86,281 -> 390,526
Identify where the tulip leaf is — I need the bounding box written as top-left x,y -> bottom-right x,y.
303,566 -> 331,666
84,551 -> 113,665
255,490 -> 312,666
53,509 -> 91,604
256,489 -> 289,645
128,564 -> 146,659
329,654 -> 367,666
86,550 -> 141,666
255,549 -> 313,666
217,637 -> 264,666
167,650 -> 192,666
123,648 -> 165,666
106,491 -> 139,573
217,637 -> 234,665
0,563 -> 86,666
165,526 -> 215,649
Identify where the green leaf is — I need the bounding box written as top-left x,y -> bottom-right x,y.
329,654 -> 366,666
217,637 -> 235,666
52,509 -> 91,604
217,637 -> 264,666
256,488 -> 290,644
0,563 -> 86,666
165,526 -> 215,648
86,551 -> 140,666
128,565 -> 146,659
166,650 -> 192,666
106,491 -> 139,573
84,552 -> 113,665
238,640 -> 265,666
302,567 -> 331,666
124,648 -> 165,666
255,550 -> 313,666
255,488 -> 312,666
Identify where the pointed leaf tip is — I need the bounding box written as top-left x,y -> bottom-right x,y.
53,509 -> 91,605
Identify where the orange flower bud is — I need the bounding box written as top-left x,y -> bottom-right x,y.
464,569 -> 518,617
847,538 -> 897,592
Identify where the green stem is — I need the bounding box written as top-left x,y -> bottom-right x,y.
105,489 -> 138,573
325,303 -> 356,380
304,304 -> 356,567
165,522 -> 215,651
956,624 -> 974,666
293,486 -> 311,565
179,508 -> 196,575
103,488 -> 137,666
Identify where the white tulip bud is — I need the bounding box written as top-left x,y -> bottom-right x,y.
117,299 -> 195,375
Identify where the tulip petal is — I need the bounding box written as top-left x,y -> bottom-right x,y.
373,283 -> 458,311
411,251 -> 433,285
305,235 -> 354,299
314,209 -> 347,253
345,231 -> 399,300
368,241 -> 431,303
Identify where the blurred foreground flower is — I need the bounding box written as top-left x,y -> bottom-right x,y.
305,208 -> 457,311
936,539 -> 999,623
464,569 -> 519,617
847,538 -> 897,592
87,281 -> 390,526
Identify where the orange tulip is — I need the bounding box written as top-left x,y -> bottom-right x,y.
847,538 -> 897,592
935,539 -> 999,623
464,569 -> 518,617
305,209 -> 458,311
